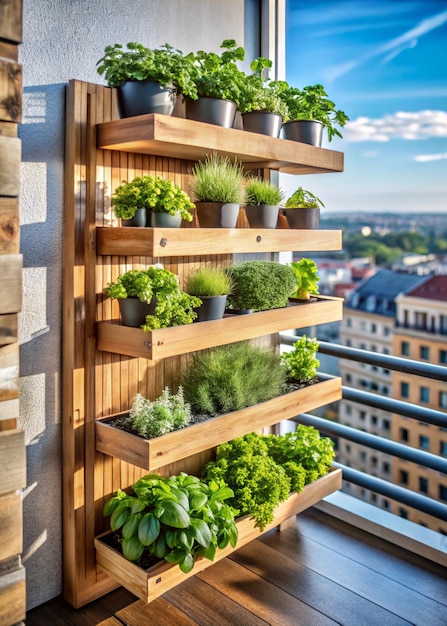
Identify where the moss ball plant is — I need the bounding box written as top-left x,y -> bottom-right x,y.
181,342 -> 286,416
226,260 -> 296,312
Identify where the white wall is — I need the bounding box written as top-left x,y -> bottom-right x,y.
19,0 -> 245,609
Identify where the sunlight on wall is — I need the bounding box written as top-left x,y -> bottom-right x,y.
19,374 -> 46,442
20,267 -> 47,342
22,91 -> 47,124
20,162 -> 47,225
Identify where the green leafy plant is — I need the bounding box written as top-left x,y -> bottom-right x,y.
226,260 -> 296,311
238,56 -> 289,118
112,175 -> 194,221
285,187 -> 324,209
105,267 -> 201,329
245,177 -> 284,206
182,39 -> 246,104
274,82 -> 349,141
186,266 -> 233,297
103,472 -> 238,573
202,427 -> 335,530
181,342 -> 286,416
96,42 -> 195,96
190,154 -> 244,204
281,335 -> 320,384
289,258 -> 320,300
128,387 -> 192,439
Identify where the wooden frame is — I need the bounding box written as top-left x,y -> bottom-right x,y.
63,79 -> 344,608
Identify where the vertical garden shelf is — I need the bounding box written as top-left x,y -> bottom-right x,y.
63,79 -> 344,608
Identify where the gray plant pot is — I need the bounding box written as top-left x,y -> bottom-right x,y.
184,96 -> 237,128
283,207 -> 320,229
117,79 -> 176,118
282,120 -> 323,147
150,211 -> 182,228
121,208 -> 147,227
193,295 -> 227,322
245,204 -> 279,229
242,111 -> 282,138
118,297 -> 157,327
196,202 -> 240,228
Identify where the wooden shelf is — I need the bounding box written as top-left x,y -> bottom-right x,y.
96,227 -> 342,257
96,376 -> 342,470
96,114 -> 344,175
95,467 -> 342,604
97,297 -> 343,360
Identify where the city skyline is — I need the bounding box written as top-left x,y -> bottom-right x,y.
283,0 -> 447,213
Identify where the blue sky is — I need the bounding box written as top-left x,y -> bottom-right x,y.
283,0 -> 447,213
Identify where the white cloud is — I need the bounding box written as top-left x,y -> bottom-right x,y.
414,152 -> 447,162
361,150 -> 379,157
344,110 -> 447,142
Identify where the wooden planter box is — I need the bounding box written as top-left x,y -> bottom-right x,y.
95,467 -> 342,603
96,227 -> 342,257
96,376 -> 341,470
97,297 -> 343,360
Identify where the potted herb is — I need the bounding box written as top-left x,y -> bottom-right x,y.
185,266 -> 234,321
190,154 -> 244,228
239,57 -> 289,137
289,258 -> 320,301
283,186 -> 324,229
96,42 -> 194,118
182,39 -> 246,127
112,175 -> 194,227
105,267 -> 201,329
244,177 -> 284,229
226,260 -> 296,312
275,82 -> 349,146
181,342 -> 286,416
281,335 -> 320,385
202,426 -> 335,530
122,388 -> 192,439
102,472 -> 238,572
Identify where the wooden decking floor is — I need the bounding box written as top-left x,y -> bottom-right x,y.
26,508 -> 447,626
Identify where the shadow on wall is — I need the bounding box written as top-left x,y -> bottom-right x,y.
18,83 -> 67,609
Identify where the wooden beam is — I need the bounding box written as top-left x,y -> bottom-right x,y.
0,342 -> 18,402
0,491 -> 22,560
0,429 -> 26,496
0,0 -> 23,44
0,313 -> 18,346
0,58 -> 22,122
0,198 -> 19,253
0,134 -> 20,196
0,253 -> 22,314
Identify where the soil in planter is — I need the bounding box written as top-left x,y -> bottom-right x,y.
100,531 -> 160,571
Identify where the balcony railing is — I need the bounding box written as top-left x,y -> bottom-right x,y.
280,333 -> 447,532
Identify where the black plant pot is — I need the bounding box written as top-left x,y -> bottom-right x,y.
283,207 -> 320,229
150,211 -> 182,228
245,204 -> 279,229
184,97 -> 237,128
193,295 -> 227,322
196,202 -> 240,228
118,297 -> 157,327
117,79 -> 176,118
242,111 -> 282,138
121,208 -> 147,227
282,120 -> 323,147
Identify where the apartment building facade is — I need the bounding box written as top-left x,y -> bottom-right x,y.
392,275 -> 447,532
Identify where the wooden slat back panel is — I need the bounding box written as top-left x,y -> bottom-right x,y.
63,80 -> 240,607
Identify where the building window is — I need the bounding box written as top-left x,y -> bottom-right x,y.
399,469 -> 409,485
383,368 -> 390,376
359,411 -> 366,421
382,386 -> 389,395
400,382 -> 409,398
383,419 -> 390,431
415,311 -> 427,330
346,339 -> 352,347
383,326 -> 390,336
420,345 -> 429,360
371,323 -> 377,333
400,428 -> 409,442
419,435 -> 430,451
371,382 -> 378,391
371,493 -> 377,503
439,391 -> 447,409
440,349 -> 447,365
360,451 -> 367,462
346,318 -> 352,327
439,485 -> 447,502
440,315 -> 447,336
345,444 -> 351,453
345,373 -> 352,383
399,507 -> 408,519
360,320 -> 366,331
419,477 -> 429,494
345,404 -> 352,415
420,386 -> 430,403
440,441 -> 447,458
401,341 -> 410,356
371,415 -> 378,426
383,462 -> 390,473
383,499 -> 390,509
